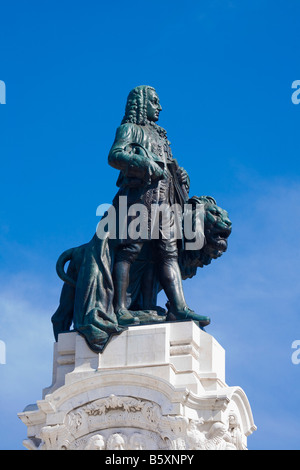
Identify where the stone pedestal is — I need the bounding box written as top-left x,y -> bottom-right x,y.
18,321 -> 256,450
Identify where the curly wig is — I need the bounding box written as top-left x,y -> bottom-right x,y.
121,85 -> 155,125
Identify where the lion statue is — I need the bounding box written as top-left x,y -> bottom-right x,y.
179,195 -> 232,280
51,196 -> 231,352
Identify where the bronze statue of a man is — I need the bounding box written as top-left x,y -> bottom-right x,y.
108,85 -> 210,327
52,85 -> 232,353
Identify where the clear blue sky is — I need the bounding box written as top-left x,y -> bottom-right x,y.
1,0 -> 300,450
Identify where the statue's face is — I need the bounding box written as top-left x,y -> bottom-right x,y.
146,89 -> 162,122
94,437 -> 105,450
112,438 -> 124,450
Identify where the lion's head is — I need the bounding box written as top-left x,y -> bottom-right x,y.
179,195 -> 232,280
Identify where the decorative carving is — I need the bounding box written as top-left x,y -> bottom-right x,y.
39,424 -> 72,450
107,433 -> 127,450
128,433 -> 147,450
84,394 -> 147,416
227,413 -> 245,450
85,434 -> 106,450
29,394 -> 244,450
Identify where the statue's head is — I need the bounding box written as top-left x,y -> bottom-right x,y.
122,85 -> 162,125
107,433 -> 126,450
178,195 -> 232,279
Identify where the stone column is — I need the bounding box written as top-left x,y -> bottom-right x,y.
18,321 -> 256,450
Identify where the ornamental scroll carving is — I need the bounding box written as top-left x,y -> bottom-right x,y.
33,395 -> 244,450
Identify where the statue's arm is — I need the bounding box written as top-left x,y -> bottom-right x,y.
108,124 -> 165,180
108,124 -> 136,171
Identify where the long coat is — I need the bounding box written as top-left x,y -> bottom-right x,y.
108,122 -> 189,242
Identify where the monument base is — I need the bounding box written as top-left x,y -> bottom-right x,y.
18,321 -> 256,450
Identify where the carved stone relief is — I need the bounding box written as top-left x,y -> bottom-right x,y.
33,394 -> 244,450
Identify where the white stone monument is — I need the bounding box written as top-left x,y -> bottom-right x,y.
18,321 -> 256,450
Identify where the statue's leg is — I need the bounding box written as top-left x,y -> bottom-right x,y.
140,260 -> 159,310
112,242 -> 143,325
157,238 -> 210,327
156,238 -> 186,311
